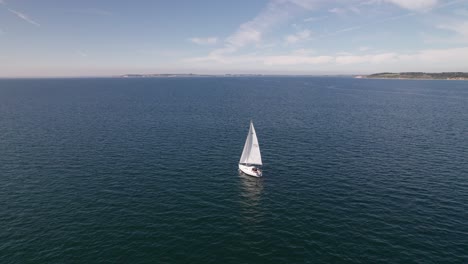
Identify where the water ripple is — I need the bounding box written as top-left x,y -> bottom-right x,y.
0,77 -> 467,263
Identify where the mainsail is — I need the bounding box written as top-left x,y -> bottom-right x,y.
239,121 -> 262,165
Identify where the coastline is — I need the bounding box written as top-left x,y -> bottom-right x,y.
356,77 -> 468,81
355,72 -> 468,81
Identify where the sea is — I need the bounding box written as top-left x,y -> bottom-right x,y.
1,77 -> 467,263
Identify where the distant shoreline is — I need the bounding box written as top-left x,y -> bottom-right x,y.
356,72 -> 468,81
0,74 -> 352,79
2,72 -> 467,80
117,73 -> 353,78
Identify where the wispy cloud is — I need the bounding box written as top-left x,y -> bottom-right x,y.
432,21 -> 468,43
189,0 -> 347,63
207,0 -> 320,57
335,52 -> 399,64
186,0 -> 468,67
312,11 -> 417,41
383,0 -> 438,11
186,47 -> 468,72
8,8 -> 40,26
328,6 -> 361,15
263,54 -> 333,65
286,0 -> 320,9
303,15 -> 328,22
438,22 -> 468,37
292,48 -> 316,55
0,0 -> 5,5
362,0 -> 439,11
285,29 -> 312,44
328,7 -> 346,14
189,37 -> 218,45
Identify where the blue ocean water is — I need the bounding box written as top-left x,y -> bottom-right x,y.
1,77 -> 467,263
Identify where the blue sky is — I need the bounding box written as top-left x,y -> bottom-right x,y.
0,0 -> 467,77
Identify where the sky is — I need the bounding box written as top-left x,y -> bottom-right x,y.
0,0 -> 467,77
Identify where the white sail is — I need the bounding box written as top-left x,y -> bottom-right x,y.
239,121 -> 262,166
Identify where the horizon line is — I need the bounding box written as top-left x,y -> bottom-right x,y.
1,71 -> 467,79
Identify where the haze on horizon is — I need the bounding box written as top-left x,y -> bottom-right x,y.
0,0 -> 467,77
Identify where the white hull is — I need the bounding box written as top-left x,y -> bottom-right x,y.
238,164 -> 262,177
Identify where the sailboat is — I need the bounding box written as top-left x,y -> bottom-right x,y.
239,120 -> 263,177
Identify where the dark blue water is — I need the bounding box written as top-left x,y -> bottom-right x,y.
1,77 -> 467,263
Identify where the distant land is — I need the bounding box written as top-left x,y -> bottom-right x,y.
356,72 -> 468,80
118,72 -> 468,80
118,73 -> 356,78
119,73 -> 264,78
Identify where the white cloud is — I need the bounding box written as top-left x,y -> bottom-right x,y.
328,6 -> 361,15
263,55 -> 333,65
336,52 -> 399,64
304,16 -> 328,22
285,29 -> 311,44
185,47 -> 468,72
359,0 -> 379,5
383,0 -> 438,11
438,22 -> 468,38
209,0 -> 321,57
189,37 -> 218,45
312,25 -> 363,40
432,21 -> 468,43
329,7 -> 346,14
333,47 -> 468,68
292,48 -> 315,55
386,47 -> 468,72
336,26 -> 362,33
183,0 -> 468,73
284,0 -> 320,10
8,8 -> 40,26
226,26 -> 262,47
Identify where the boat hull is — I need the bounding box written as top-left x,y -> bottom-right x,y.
238,164 -> 262,177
